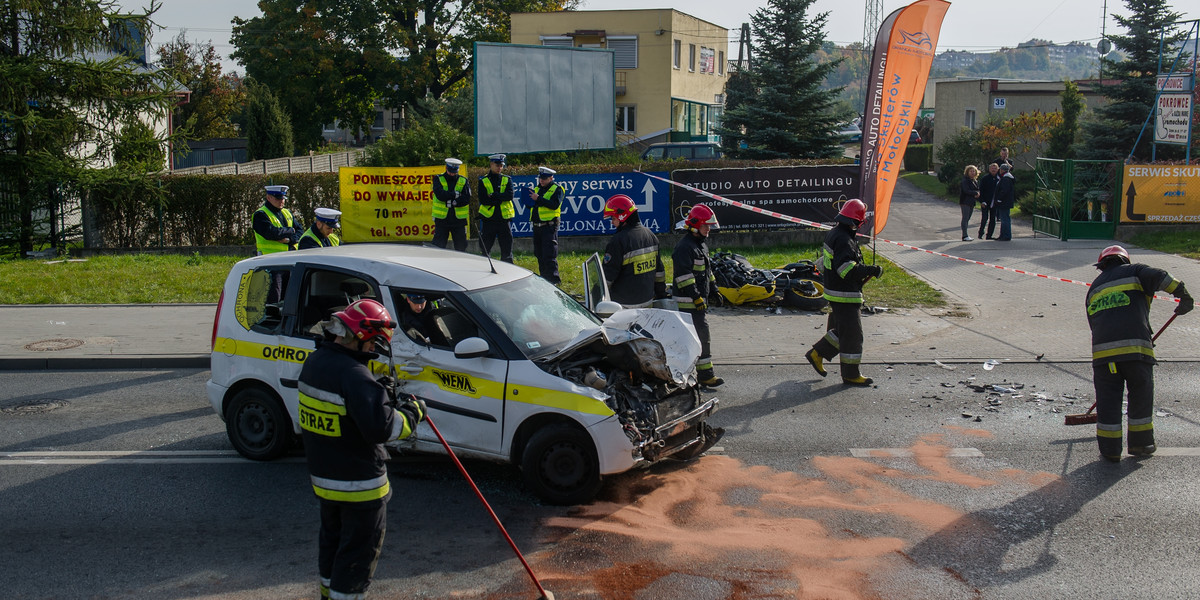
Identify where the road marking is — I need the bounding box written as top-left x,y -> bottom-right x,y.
850,448 -> 984,458
1145,448 -> 1200,456
0,450 -> 306,465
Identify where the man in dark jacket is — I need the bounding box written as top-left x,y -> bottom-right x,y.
977,163 -> 1000,240
526,166 -> 564,284
673,204 -> 723,387
298,299 -> 426,600
432,158 -> 471,251
1086,245 -> 1192,462
993,163 -> 1016,241
602,194 -> 665,308
476,154 -> 515,263
298,208 -> 341,249
805,199 -> 883,386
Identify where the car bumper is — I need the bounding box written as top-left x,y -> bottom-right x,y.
206,379 -> 228,422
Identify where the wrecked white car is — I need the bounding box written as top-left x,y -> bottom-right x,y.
207,244 -> 722,504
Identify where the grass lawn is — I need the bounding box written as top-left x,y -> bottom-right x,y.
1126,231 -> 1200,261
0,244 -> 945,309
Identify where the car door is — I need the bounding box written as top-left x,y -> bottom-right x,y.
388,289 -> 508,455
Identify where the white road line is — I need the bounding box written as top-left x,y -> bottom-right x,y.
1145,448 -> 1200,456
850,448 -> 985,458
0,450 -> 307,465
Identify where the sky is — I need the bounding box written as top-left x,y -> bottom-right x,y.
123,0 -> 1195,73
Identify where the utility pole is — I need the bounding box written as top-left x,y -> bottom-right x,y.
736,23 -> 752,71
862,0 -> 883,117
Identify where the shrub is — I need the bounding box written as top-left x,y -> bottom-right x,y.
904,144 -> 933,172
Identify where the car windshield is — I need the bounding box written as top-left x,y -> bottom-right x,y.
464,275 -> 601,359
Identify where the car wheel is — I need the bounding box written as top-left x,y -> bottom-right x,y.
784,278 -> 828,311
521,423 -> 602,505
225,387 -> 292,461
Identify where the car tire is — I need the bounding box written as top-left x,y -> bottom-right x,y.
521,423 -> 602,505
783,278 -> 828,311
225,387 -> 292,461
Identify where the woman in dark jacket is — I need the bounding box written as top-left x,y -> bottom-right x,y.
958,165 -> 980,241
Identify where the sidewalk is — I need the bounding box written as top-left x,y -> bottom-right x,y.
0,180 -> 1196,369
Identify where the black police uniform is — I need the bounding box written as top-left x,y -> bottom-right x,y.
1086,262 -> 1190,459
297,341 -> 422,600
477,171 -> 515,263
603,213 -> 665,308
528,181 -> 564,285
298,223 -> 337,249
672,230 -> 718,382
432,172 -> 471,251
808,216 -> 880,383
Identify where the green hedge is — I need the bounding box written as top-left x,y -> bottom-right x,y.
904,144 -> 933,172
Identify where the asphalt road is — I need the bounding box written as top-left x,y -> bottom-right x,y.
3,365 -> 1199,599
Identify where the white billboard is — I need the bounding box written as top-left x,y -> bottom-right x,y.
474,42 -> 616,155
1155,93 -> 1192,145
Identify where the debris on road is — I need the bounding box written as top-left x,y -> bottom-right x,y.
934,360 -> 956,371
983,359 -> 1001,371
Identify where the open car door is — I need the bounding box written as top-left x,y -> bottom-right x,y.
581,252 -> 611,312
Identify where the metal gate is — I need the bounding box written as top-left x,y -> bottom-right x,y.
1032,158 -> 1122,240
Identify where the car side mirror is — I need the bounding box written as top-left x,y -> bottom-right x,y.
595,300 -> 622,319
453,337 -> 490,359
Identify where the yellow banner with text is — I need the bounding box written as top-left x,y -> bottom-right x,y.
338,166 -> 444,242
1122,165 -> 1200,224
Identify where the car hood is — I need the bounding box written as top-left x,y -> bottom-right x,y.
541,308 -> 702,386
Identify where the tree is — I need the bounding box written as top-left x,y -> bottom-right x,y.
1048,79 -> 1085,158
978,110 -> 1063,170
243,79 -> 293,160
360,116 -> 473,168
716,0 -> 845,159
230,0 -> 576,151
155,32 -> 245,141
718,70 -> 754,156
0,0 -> 178,255
1077,0 -> 1184,161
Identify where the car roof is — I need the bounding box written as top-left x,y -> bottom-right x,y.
234,243 -> 532,292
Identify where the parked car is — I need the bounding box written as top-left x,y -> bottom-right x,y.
841,128 -> 920,145
207,244 -> 722,504
834,122 -> 862,143
640,142 -> 723,161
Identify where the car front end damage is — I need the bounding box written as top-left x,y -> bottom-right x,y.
540,309 -> 724,464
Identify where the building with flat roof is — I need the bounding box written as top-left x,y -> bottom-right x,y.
510,9 -> 729,150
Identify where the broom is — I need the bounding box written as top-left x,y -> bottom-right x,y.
1065,314 -> 1178,425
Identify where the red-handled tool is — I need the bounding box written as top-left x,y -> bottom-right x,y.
1065,314 -> 1178,426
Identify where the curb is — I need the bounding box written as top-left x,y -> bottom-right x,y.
0,355 -> 211,371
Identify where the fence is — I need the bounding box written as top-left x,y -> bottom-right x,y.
1032,158 -> 1121,240
169,149 -> 365,176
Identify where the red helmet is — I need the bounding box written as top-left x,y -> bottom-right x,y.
1095,244 -> 1130,267
333,299 -> 396,345
684,204 -> 720,230
603,194 -> 637,226
838,199 -> 867,225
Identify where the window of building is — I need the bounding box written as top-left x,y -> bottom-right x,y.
540,36 -> 572,48
673,40 -> 681,69
372,111 -> 384,130
671,98 -> 711,139
965,109 -> 976,129
699,47 -> 715,74
608,36 -> 637,69
616,105 -> 636,133
718,51 -> 725,75
323,123 -> 337,133
688,44 -> 696,72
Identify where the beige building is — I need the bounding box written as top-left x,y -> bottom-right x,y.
510,9 -> 729,148
932,78 -> 1109,166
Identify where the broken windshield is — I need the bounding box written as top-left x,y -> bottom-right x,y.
465,274 -> 602,359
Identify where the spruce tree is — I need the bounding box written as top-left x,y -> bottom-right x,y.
716,0 -> 845,159
1048,79 -> 1085,158
244,79 -> 294,160
1076,0 -> 1183,161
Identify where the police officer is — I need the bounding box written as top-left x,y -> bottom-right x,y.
804,199 -> 883,386
526,166 -> 563,284
477,153 -> 515,263
298,208 -> 342,249
253,185 -> 301,255
1086,245 -> 1193,462
672,204 -> 723,388
602,194 -> 665,308
297,298 -> 426,600
432,158 -> 471,251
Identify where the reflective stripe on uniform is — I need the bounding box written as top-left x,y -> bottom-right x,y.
692,258 -> 706,271
675,273 -> 696,287
674,297 -> 695,309
1092,339 -> 1155,360
836,260 -> 856,278
1089,276 -> 1143,296
388,407 -> 412,441
329,590 -> 367,600
1164,278 -> 1179,293
254,206 -> 295,254
697,359 -> 713,371
822,330 -> 840,350
311,473 -> 390,503
824,289 -> 864,303
1096,422 -> 1123,438
841,353 -> 862,364
298,383 -> 347,411
1128,416 -> 1154,432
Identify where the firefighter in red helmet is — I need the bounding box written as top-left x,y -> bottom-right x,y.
673,204 -> 723,387
602,194 -> 666,308
1087,244 -> 1192,462
805,199 -> 883,386
297,298 -> 427,600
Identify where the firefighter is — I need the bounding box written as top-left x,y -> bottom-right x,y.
804,199 -> 883,386
298,298 -> 427,600
526,166 -> 563,284
602,194 -> 665,308
298,208 -> 342,249
1086,245 -> 1192,462
477,153 -> 515,263
432,158 -> 471,251
253,185 -> 301,255
672,204 -> 723,388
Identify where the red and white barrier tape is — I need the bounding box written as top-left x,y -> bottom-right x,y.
642,171 -> 1181,304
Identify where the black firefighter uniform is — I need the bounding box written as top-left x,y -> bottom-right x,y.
603,215 -> 665,308
1086,263 -> 1188,459
672,232 -> 718,383
808,221 -> 880,383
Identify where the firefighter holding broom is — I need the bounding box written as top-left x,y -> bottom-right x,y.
1085,245 -> 1192,462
